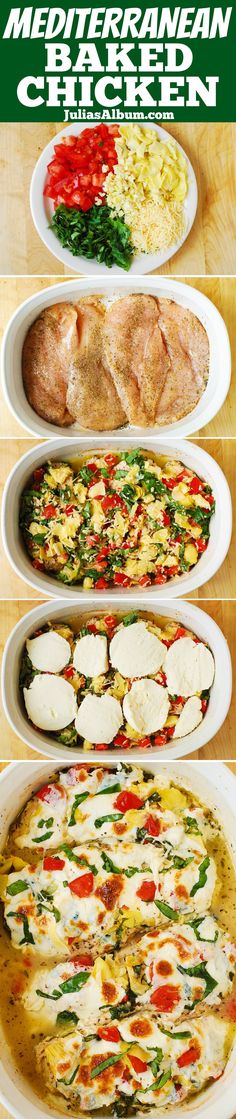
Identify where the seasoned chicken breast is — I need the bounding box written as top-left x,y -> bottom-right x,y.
67,296 -> 126,430
155,298 -> 209,423
22,303 -> 76,426
103,293 -> 170,425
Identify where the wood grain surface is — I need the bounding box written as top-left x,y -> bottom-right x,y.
0,598 -> 235,762
0,275 -> 235,438
0,122 -> 236,275
0,438 -> 235,600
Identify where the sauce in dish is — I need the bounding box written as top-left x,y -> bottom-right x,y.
19,449 -> 215,589
0,764 -> 235,1115
19,610 -> 215,749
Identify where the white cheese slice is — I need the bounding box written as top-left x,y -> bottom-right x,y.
75,693 -> 122,744
23,674 -> 77,731
26,630 -> 71,673
110,622 -> 166,679
73,634 -> 108,677
165,637 -> 215,697
123,679 -> 170,734
173,695 -> 203,738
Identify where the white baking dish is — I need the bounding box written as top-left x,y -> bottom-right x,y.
0,760 -> 235,1119
1,598 -> 232,761
1,277 -> 231,440
1,437 -> 232,600
30,122 -> 197,276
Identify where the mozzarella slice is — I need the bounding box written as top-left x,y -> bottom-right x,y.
73,634 -> 108,677
23,674 -> 77,731
165,637 -> 215,697
110,622 -> 166,678
26,630 -> 71,673
123,679 -> 170,734
75,694 -> 122,744
173,696 -> 203,738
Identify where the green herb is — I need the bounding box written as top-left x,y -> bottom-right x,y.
68,792 -> 89,826
19,915 -> 35,945
139,1068 -> 171,1095
50,203 -> 134,271
32,831 -> 53,843
101,851 -> 150,878
59,971 -> 90,994
190,856 -> 210,897
185,816 -> 201,835
177,961 -> 217,1005
159,1027 -> 191,1039
162,856 -> 194,874
37,817 -> 54,829
147,792 -> 161,805
95,784 -> 121,796
120,485 -> 137,505
155,900 -> 179,921
57,725 -> 78,747
149,1050 -> 163,1076
7,880 -> 28,896
94,813 -> 122,829
123,613 -> 138,626
188,916 -> 218,943
56,1010 -> 78,1028
136,826 -> 161,846
91,1049 -> 130,1079
58,1061 -> 81,1086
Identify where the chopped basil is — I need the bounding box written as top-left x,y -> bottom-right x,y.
37,816 -> 54,829
56,1010 -> 78,1028
68,792 -> 89,826
19,915 -> 35,945
7,879 -> 28,896
58,1061 -> 81,1086
149,1050 -> 163,1076
185,816 -> 201,835
123,613 -> 138,626
32,831 -> 53,843
94,813 -> 122,829
139,1068 -> 171,1094
162,856 -> 194,874
159,1027 -> 191,1039
95,784 -> 121,796
177,961 -> 217,1005
190,856 -> 210,897
59,971 -> 90,995
188,916 -> 218,943
101,851 -> 150,878
155,900 -> 179,921
91,1049 -> 130,1079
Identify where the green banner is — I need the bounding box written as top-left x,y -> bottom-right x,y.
0,1 -> 235,121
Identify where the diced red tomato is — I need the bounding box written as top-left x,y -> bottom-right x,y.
44,124 -> 119,212
175,469 -> 190,482
163,512 -> 170,526
69,872 -> 94,897
36,783 -> 63,803
98,1026 -> 120,1043
96,743 -> 108,751
138,575 -> 151,587
43,857 -> 65,871
64,666 -> 75,679
71,953 -> 93,967
163,477 -> 175,489
136,880 -> 156,902
137,736 -> 152,748
32,559 -> 44,570
95,547 -> 110,560
144,815 -> 161,837
33,467 -> 44,483
177,1044 -> 200,1068
174,627 -> 186,640
63,504 -> 76,516
114,790 -> 144,812
95,577 -> 109,589
153,733 -> 167,747
201,698 -> 208,713
206,494 -> 215,505
150,984 -> 180,1012
189,477 -> 203,494
166,725 -> 175,738
195,538 -> 208,552
130,1054 -> 148,1073
154,572 -> 168,585
104,454 -> 119,467
113,733 -> 131,749
113,573 -> 131,587
42,504 -> 57,519
87,621 -> 98,632
104,615 -> 116,628
87,535 -> 100,546
101,494 -> 125,512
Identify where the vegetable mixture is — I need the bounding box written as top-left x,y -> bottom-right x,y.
19,449 -> 215,589
45,123 -> 188,269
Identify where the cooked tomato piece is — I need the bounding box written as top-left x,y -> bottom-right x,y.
71,953 -> 93,967
95,743 -> 109,751
144,815 -> 161,837
114,791 -> 144,812
153,733 -> 167,746
130,1054 -> 148,1073
104,454 -> 119,467
114,733 -> 131,749
42,504 -> 57,519
69,872 -> 94,897
136,880 -> 156,902
43,857 -> 65,871
104,615 -> 116,627
150,984 -> 180,1011
64,504 -> 76,515
138,575 -> 151,587
36,783 -> 63,802
98,1026 -> 120,1043
189,477 -> 203,494
177,1043 -> 200,1068
64,666 -> 75,679
95,577 -> 109,589
113,573 -> 131,587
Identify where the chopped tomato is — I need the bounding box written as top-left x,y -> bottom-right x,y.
87,621 -> 98,632
114,790 -> 144,812
150,984 -> 180,1012
195,538 -> 208,552
154,572 -> 168,585
136,880 -> 156,902
95,577 -> 109,589
101,494 -> 125,512
113,573 -> 131,587
104,454 -> 119,467
64,666 -> 75,679
166,725 -> 175,738
130,1054 -> 148,1073
145,815 -> 160,837
174,627 -> 186,640
206,494 -> 215,505
36,783 -> 63,803
138,575 -> 151,587
71,953 -> 93,967
45,124 -> 119,212
163,512 -> 170,525
98,1025 -> 120,1043
189,477 -> 203,494
69,872 -> 94,897
176,469 -> 190,482
96,743 -> 108,751
114,733 -> 131,749
95,546 -> 110,560
137,736 -> 152,748
33,467 -> 44,483
177,1043 -> 200,1068
42,504 -> 57,519
163,477 -> 175,489
104,615 -> 116,628
153,733 -> 167,746
64,504 -> 76,515
201,698 -> 208,713
32,559 -> 44,570
43,857 -> 65,871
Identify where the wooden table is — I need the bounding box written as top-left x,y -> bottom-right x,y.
0,123 -> 236,275
0,598 -> 235,761
0,275 -> 235,439
0,438 -> 235,600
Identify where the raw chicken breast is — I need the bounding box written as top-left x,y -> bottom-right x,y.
155,298 -> 209,423
103,293 -> 171,425
22,303 -> 76,426
67,296 -> 126,430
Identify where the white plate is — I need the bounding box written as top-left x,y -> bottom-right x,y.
30,122 -> 198,275
1,437 -> 232,601
0,760 -> 236,1119
1,277 -> 231,440
1,598 -> 232,761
